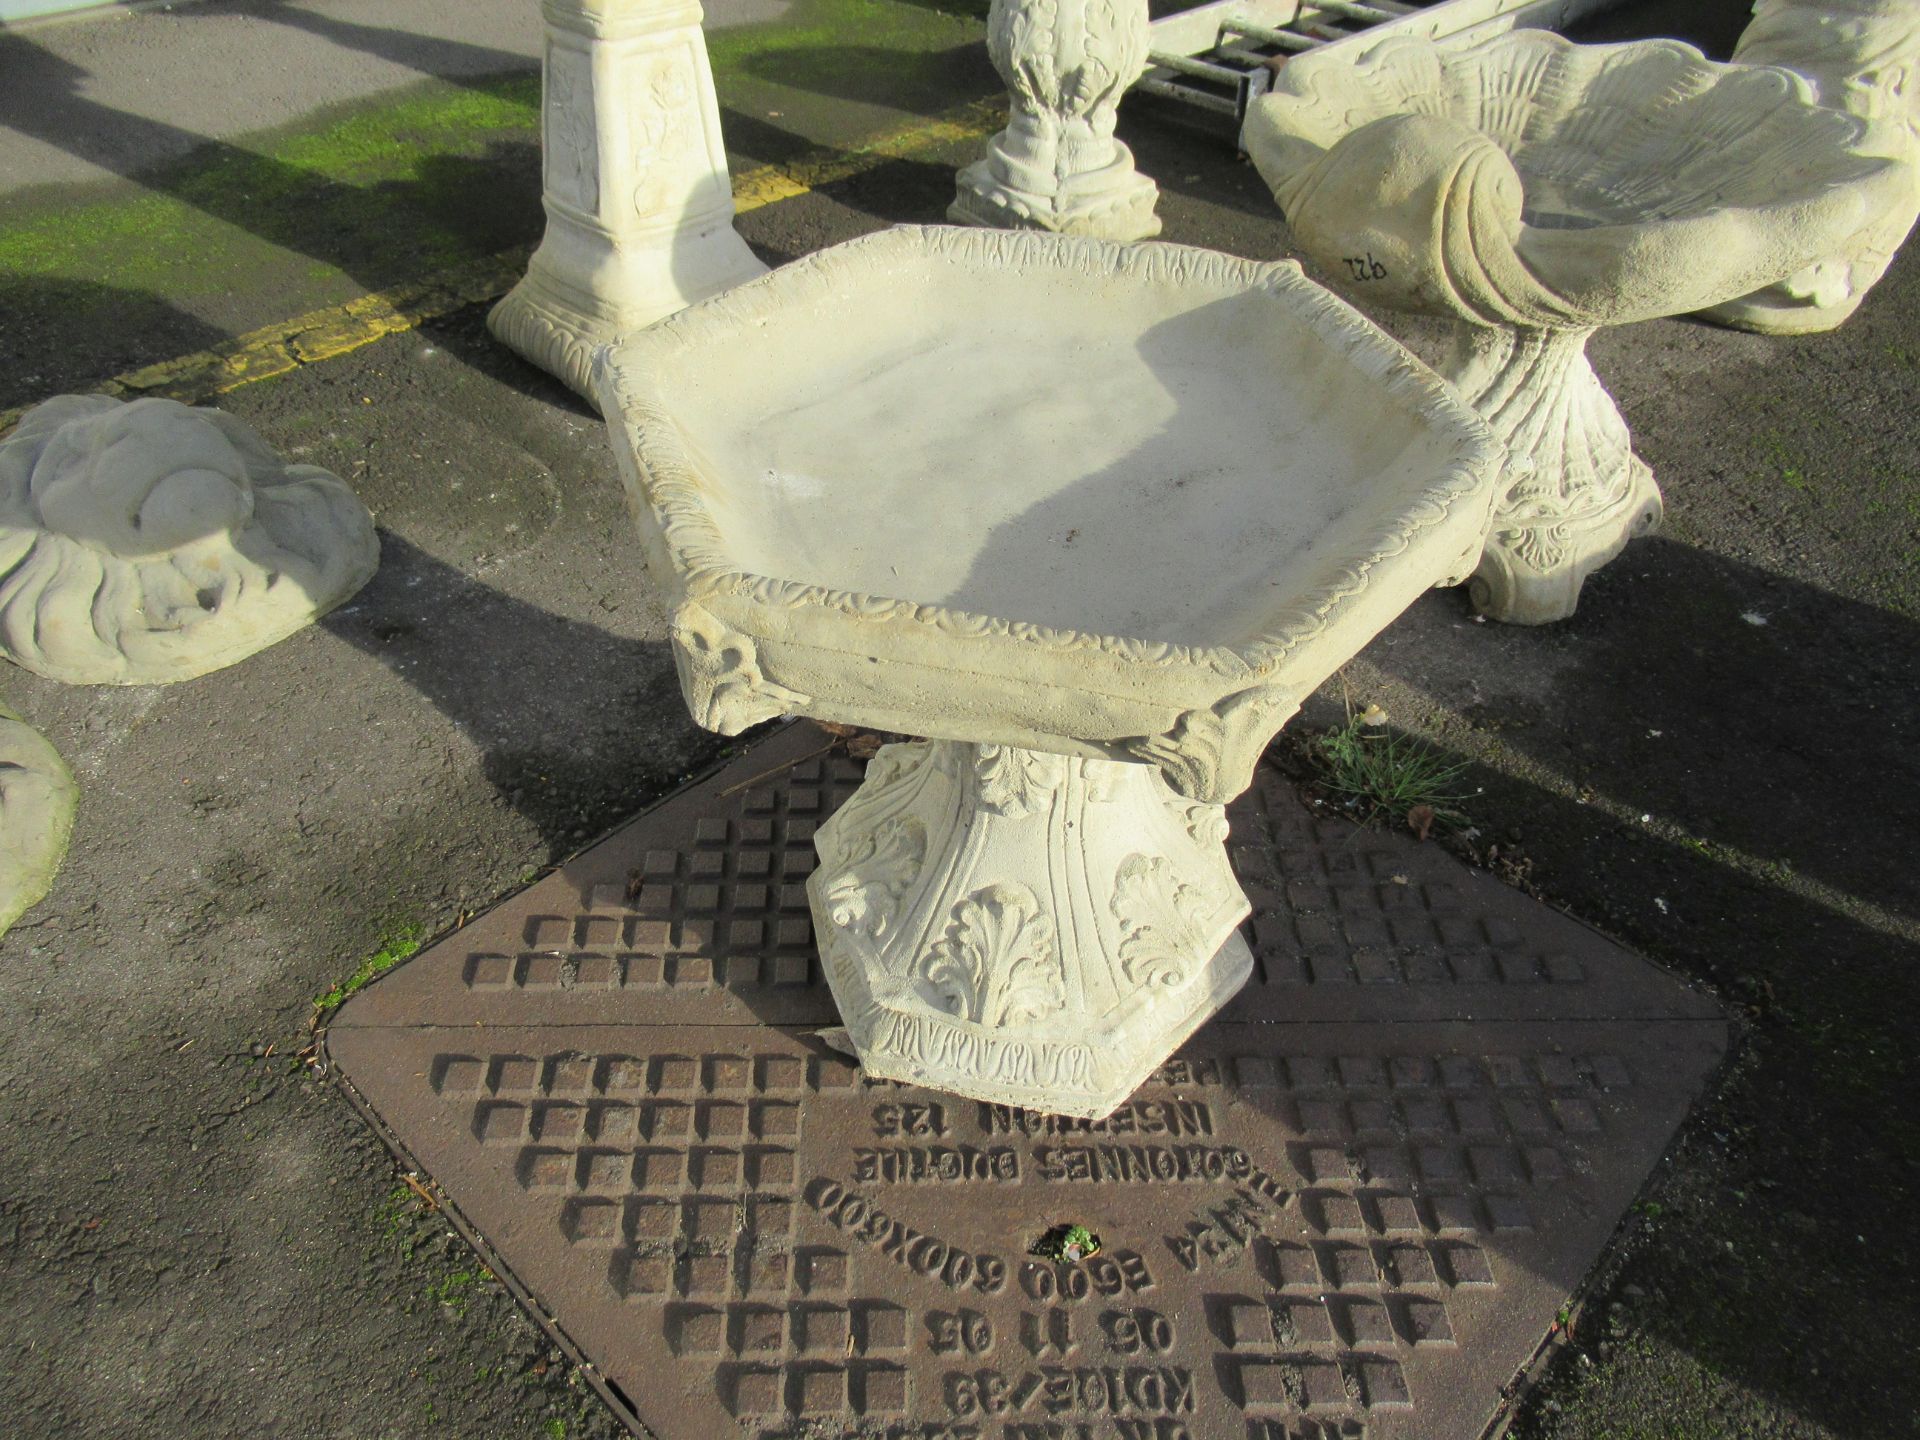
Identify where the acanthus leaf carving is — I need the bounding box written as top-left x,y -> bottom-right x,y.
974,744 -> 1064,817
1112,853 -> 1210,991
669,603 -> 811,735
1083,757 -> 1125,804
1179,799 -> 1230,849
920,882 -> 1065,1028
821,815 -> 926,941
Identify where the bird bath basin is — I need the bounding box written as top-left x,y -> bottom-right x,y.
1244,31 -> 1901,623
599,225 -> 1502,1117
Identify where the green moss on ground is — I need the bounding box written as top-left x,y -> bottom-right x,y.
312,923 -> 427,1018
0,75 -> 543,303
0,0 -> 989,329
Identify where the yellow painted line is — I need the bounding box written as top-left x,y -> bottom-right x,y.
732,96 -> 1005,213
0,97 -> 1006,434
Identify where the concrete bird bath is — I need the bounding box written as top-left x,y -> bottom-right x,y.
598,225 -> 1501,1117
1245,31 -> 1902,624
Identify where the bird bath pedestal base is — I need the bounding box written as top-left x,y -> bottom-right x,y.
1446,325 -> 1663,625
486,0 -> 767,407
949,0 -> 1162,242
809,740 -> 1252,1119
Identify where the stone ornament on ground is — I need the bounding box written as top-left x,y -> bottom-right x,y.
1243,31 -> 1902,624
951,0 -> 1163,241
0,702 -> 75,939
488,0 -> 769,409
1704,0 -> 1920,334
0,396 -> 379,685
597,225 -> 1502,1116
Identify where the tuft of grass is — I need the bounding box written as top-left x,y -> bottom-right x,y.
1754,432 -> 1812,493
1033,1223 -> 1102,1262
1309,715 -> 1474,830
313,923 -> 427,1017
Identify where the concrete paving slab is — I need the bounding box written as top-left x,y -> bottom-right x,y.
0,0 -> 785,194
327,723 -> 1727,1438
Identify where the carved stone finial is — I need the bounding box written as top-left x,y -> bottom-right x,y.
951,0 -> 1161,241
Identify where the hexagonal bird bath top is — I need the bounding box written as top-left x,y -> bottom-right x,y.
598,226 -> 1501,1118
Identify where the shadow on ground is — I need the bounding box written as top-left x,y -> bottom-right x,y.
242,0 -> 533,82
0,277 -> 231,409
1443,537 -> 1920,921
1306,538 -> 1920,1437
0,34 -> 542,407
321,532 -> 702,857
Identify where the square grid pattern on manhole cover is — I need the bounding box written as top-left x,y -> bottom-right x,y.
328,724 -> 1726,1440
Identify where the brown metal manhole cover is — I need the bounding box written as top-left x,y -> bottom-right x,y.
327,724 -> 1726,1439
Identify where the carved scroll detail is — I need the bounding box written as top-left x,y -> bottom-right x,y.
669,604 -> 810,735
1124,687 -> 1297,804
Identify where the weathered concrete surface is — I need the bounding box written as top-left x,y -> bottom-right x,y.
0,0 -> 1915,1437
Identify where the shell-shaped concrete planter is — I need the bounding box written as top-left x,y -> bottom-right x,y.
598,224 -> 1502,1116
1245,31 -> 1903,622
0,396 -> 380,685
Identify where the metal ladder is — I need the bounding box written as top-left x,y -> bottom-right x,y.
1135,0 -> 1633,128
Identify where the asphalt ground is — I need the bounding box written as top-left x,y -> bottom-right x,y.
1,0 -> 1916,1437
